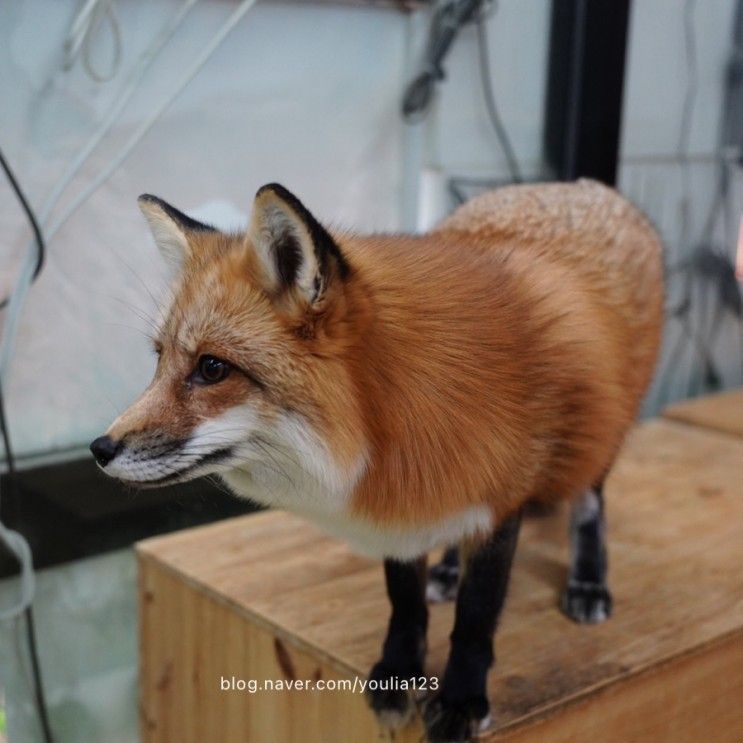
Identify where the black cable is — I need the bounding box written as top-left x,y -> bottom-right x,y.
475,12 -> 522,183
657,0 -> 731,404
0,384 -> 54,743
0,152 -> 55,742
445,3 -> 523,205
402,0 -> 483,120
23,606 -> 55,743
403,1 -> 522,204
448,175 -> 506,205
0,146 -> 46,309
663,0 -> 743,402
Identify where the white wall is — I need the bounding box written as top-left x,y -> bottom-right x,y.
0,0 -> 740,460
1,0 -> 412,460
619,0 -> 743,409
432,0 -> 550,176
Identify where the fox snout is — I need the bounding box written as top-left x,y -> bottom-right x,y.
89,424 -> 239,487
90,435 -> 122,467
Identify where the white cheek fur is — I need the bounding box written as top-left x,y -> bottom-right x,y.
220,409 -> 364,512
190,405 -> 261,453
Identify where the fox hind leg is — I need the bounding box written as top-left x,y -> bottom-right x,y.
426,545 -> 459,603
425,501 -> 556,605
561,483 -> 613,624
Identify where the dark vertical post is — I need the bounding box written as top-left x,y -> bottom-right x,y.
544,0 -> 632,185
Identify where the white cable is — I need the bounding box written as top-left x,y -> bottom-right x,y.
0,520 -> 35,621
45,0 -> 259,243
63,0 -> 104,66
63,0 -> 123,83
0,0 -> 210,622
0,0 -> 201,384
0,0 -> 200,620
82,2 -> 122,83
44,0 -> 201,232
0,0 -> 259,621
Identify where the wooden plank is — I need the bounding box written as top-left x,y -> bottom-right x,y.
138,419 -> 743,741
490,632 -> 743,743
663,388 -> 743,438
139,561 -> 420,743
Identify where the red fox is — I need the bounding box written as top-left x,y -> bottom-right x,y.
92,179 -> 663,742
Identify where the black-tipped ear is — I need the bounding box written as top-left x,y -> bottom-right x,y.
138,194 -> 216,271
249,183 -> 349,304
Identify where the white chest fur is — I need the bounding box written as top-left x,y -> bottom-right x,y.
221,464 -> 493,560
283,502 -> 494,560
219,411 -> 493,559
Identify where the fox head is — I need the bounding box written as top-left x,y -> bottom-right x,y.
90,184 -> 368,505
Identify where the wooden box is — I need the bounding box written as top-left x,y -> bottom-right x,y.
663,388 -> 743,438
138,418 -> 743,742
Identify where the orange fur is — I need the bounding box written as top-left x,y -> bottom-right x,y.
109,179 -> 663,533
342,180 -> 663,527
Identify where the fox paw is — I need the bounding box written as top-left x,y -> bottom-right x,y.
426,560 -> 459,603
366,663 -> 419,730
561,580 -> 612,624
423,694 -> 491,742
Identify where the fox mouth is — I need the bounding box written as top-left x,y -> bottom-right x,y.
103,446 -> 236,488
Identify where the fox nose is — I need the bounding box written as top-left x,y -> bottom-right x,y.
90,435 -> 122,467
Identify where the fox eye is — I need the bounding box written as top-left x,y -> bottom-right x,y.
195,355 -> 231,385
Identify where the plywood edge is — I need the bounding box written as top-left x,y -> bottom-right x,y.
135,509 -> 275,557
479,627 -> 743,741
640,416 -> 743,446
661,412 -> 743,440
662,390 -> 743,439
137,550 -> 363,682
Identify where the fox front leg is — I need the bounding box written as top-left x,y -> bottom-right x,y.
424,511 -> 522,742
367,556 -> 428,729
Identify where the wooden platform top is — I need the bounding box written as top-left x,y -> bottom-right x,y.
137,419 -> 743,739
663,388 -> 743,438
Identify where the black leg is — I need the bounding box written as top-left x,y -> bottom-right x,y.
424,511 -> 522,742
367,556 -> 428,728
561,483 -> 613,624
427,545 -> 459,603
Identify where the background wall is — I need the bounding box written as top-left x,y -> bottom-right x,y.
0,0 -> 412,461
620,0 -> 743,409
1,0 -> 741,451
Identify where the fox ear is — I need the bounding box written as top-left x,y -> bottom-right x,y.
249,183 -> 349,304
138,194 -> 216,272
